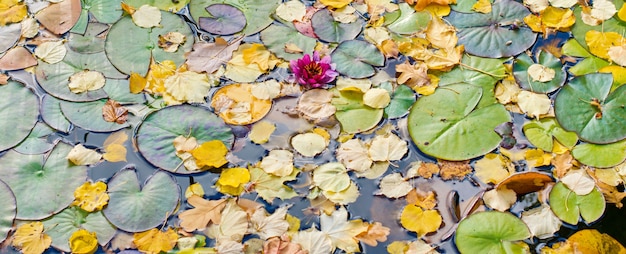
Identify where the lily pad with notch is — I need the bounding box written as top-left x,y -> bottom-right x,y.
523,118 -> 578,152
103,169 -> 179,232
198,4 -> 246,35
455,211 -> 531,254
381,82 -> 415,119
446,0 -> 537,58
189,0 -> 280,36
513,51 -> 566,93
43,207 -> 116,252
330,88 -> 383,134
105,10 -> 194,76
571,139 -> 626,168
41,95 -> 72,133
261,24 -> 317,61
135,105 -> 234,173
60,100 -> 130,132
0,142 -> 87,220
554,73 -> 626,144
571,0 -> 626,50
331,40 -> 385,79
68,22 -> 110,54
386,3 -> 430,35
14,122 -> 57,155
0,81 -> 39,152
311,9 -> 364,43
408,84 -> 511,161
70,0 -> 122,34
549,182 -> 605,225
0,180 -> 16,243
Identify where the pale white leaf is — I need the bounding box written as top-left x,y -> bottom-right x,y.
164,70 -> 212,104
521,204 -> 561,239
525,0 -> 549,12
363,88 -> 391,109
591,0 -> 617,21
291,132 -> 327,157
132,5 -> 161,28
251,79 -> 281,100
249,206 -> 289,240
516,90 -> 551,119
67,70 -> 106,94
319,207 -> 368,253
483,187 -> 517,212
206,200 -> 248,243
368,133 -> 408,161
323,181 -> 360,205
336,139 -> 373,172
276,0 -> 307,22
528,63 -> 555,82
376,173 -> 413,198
313,162 -> 350,192
292,229 -> 333,254
259,149 -> 294,177
66,144 -> 102,165
297,89 -> 336,120
34,40 -> 66,64
561,168 -> 596,195
547,0 -> 576,8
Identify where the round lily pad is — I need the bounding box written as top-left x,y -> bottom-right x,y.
105,10 -> 194,76
14,122 -> 56,155
572,139 -> 626,168
554,73 -> 626,144
381,83 -> 416,119
102,79 -> 146,104
35,46 -> 126,102
68,22 -> 110,54
571,0 -> 625,50
386,3 -> 430,35
311,9 -> 364,43
549,182 -> 605,225
41,95 -> 72,133
260,24 -> 317,61
124,0 -> 190,12
60,100 -> 130,132
198,4 -> 246,35
71,0 -> 122,34
408,84 -> 511,161
43,207 -> 116,252
0,81 -> 39,152
103,169 -> 180,232
455,211 -> 531,254
0,142 -> 88,220
189,0 -> 280,36
330,88 -> 383,134
0,179 -> 16,243
513,51 -> 566,93
135,105 -> 234,173
331,40 -> 385,79
523,118 -> 579,152
446,0 -> 537,58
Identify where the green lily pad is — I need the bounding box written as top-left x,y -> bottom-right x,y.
549,182 -> 605,225
523,118 -> 578,152
105,10 -> 194,76
198,4 -> 246,35
260,24 -> 317,61
0,81 -> 39,152
68,22 -> 109,54
330,88 -> 383,134
35,46 -> 127,102
60,100 -> 130,132
189,0 -> 280,36
0,142 -> 87,220
408,84 -> 511,161
446,0 -> 537,58
438,55 -> 507,109
135,105 -> 234,173
43,207 -> 116,252
561,39 -> 611,76
571,0 -> 625,50
14,122 -> 57,155
450,0 -> 486,13
0,180 -> 16,243
71,0 -> 122,34
102,79 -> 146,104
572,139 -> 626,168
311,9 -> 364,43
41,95 -> 72,133
124,0 -> 191,12
331,40 -> 385,79
513,51 -> 566,93
381,83 -> 415,119
554,73 -> 626,144
103,169 -> 180,232
0,23 -> 21,54
455,211 -> 531,254
386,3 -> 430,35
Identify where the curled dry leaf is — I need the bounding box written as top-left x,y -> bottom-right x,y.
158,32 -> 186,53
71,181 -> 109,212
260,150 -> 295,177
66,144 -> 101,166
102,99 -> 128,125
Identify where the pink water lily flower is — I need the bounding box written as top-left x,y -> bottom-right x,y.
290,51 -> 338,89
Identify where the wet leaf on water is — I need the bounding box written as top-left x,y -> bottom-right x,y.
178,196 -> 227,232
133,228 -> 179,254
198,4 -> 246,35
0,46 -> 38,71
42,207 -> 116,252
549,182 -> 605,225
189,0 -> 280,35
455,211 -> 531,254
11,222 -> 52,254
35,0 -> 81,35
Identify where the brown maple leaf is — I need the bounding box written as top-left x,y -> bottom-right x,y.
396,60 -> 430,89
178,196 -> 227,232
102,99 -> 128,124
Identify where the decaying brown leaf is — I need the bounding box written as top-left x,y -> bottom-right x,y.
417,162 -> 440,179
35,0 -> 81,35
406,189 -> 437,210
438,160 -> 472,180
102,99 -> 128,124
396,60 -> 430,89
0,46 -> 38,71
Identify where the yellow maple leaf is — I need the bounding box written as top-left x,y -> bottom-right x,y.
11,222 -> 52,254
133,228 -> 179,254
0,0 -> 27,26
320,0 -> 352,9
103,131 -> 127,162
599,65 -> 626,86
191,140 -> 229,169
586,30 -> 626,60
72,181 -> 109,212
69,229 -> 98,254
163,69 -> 212,105
399,205 -> 442,236
406,189 -> 438,210
216,167 -> 251,196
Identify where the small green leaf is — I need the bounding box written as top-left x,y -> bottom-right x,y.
523,118 -> 578,151
330,88 -> 383,134
455,211 -> 531,254
513,51 -> 566,93
261,24 -> 317,61
386,3 -> 430,35
43,207 -> 116,252
382,83 -> 416,119
549,182 -> 605,225
331,40 -> 385,79
572,139 -> 626,168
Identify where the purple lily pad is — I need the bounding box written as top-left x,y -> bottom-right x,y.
199,4 -> 246,35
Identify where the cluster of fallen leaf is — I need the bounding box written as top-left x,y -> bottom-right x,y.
2,0 -> 626,253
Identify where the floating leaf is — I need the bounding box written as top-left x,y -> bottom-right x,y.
70,0 -> 122,34
103,169 -> 180,232
124,0 -> 190,12
0,23 -> 20,53
11,222 -> 52,254
186,37 -> 242,74
438,55 -> 506,108
42,207 -> 116,252
66,144 -> 102,166
386,3 -> 430,35
249,167 -> 299,203
131,4 -> 161,28
198,4 -> 246,35
571,1 -> 626,50
382,83 -> 416,119
0,46 -> 37,71
483,187 -> 517,211
105,10 -> 194,76
319,206 -> 368,253
331,88 -> 383,134
249,121 -> 276,144
496,172 -> 553,195
523,118 -> 578,152
563,229 -> 626,253
189,0 -> 280,35
549,182 -> 606,225
521,204 -> 562,239
408,84 -> 511,161
455,211 -> 531,254
0,142 -> 87,220
554,73 -> 626,144
446,0 -> 537,58
377,173 -> 413,198
0,179 -> 15,243
68,22 -> 109,54
291,132 -> 327,157
311,9 -> 363,43
35,0 -> 81,35
571,139 -> 626,168
0,81 -> 39,152
211,83 -> 272,125
135,105 -> 234,173
513,51 -> 566,93
40,95 -> 72,133
561,169 -> 596,196
60,100 -> 129,132
261,24 -> 317,61
331,40 -> 385,78
133,228 -> 178,254
400,205 -> 442,237
178,196 -> 226,232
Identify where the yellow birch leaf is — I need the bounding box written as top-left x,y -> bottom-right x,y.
525,148 -> 553,167
426,16 -> 457,50
67,144 -> 102,165
524,14 -> 544,33
424,4 -> 450,16
216,167 -> 250,196
69,229 -> 98,254
211,83 -> 272,125
129,72 -> 147,93
34,40 -> 66,64
291,132 -> 327,157
0,0 -> 27,26
363,88 -> 391,108
424,45 -> 464,71
184,182 -> 205,199
320,0 -> 353,9
541,7 -> 575,31
164,69 -> 212,104
406,189 -> 437,210
474,153 -> 513,185
472,0 -> 492,13
12,222 -> 52,254
132,5 -> 161,28
133,228 -> 179,254
191,140 -> 229,169
410,0 -> 456,12
103,131 -> 128,162
516,90 -> 551,119
585,30 -> 625,60
336,77 -> 372,92
72,181 -> 109,212
68,70 -> 106,94
551,140 -> 570,154
399,205 -> 442,236
178,196 -> 227,231
249,120 -> 276,144
528,63 -> 556,82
